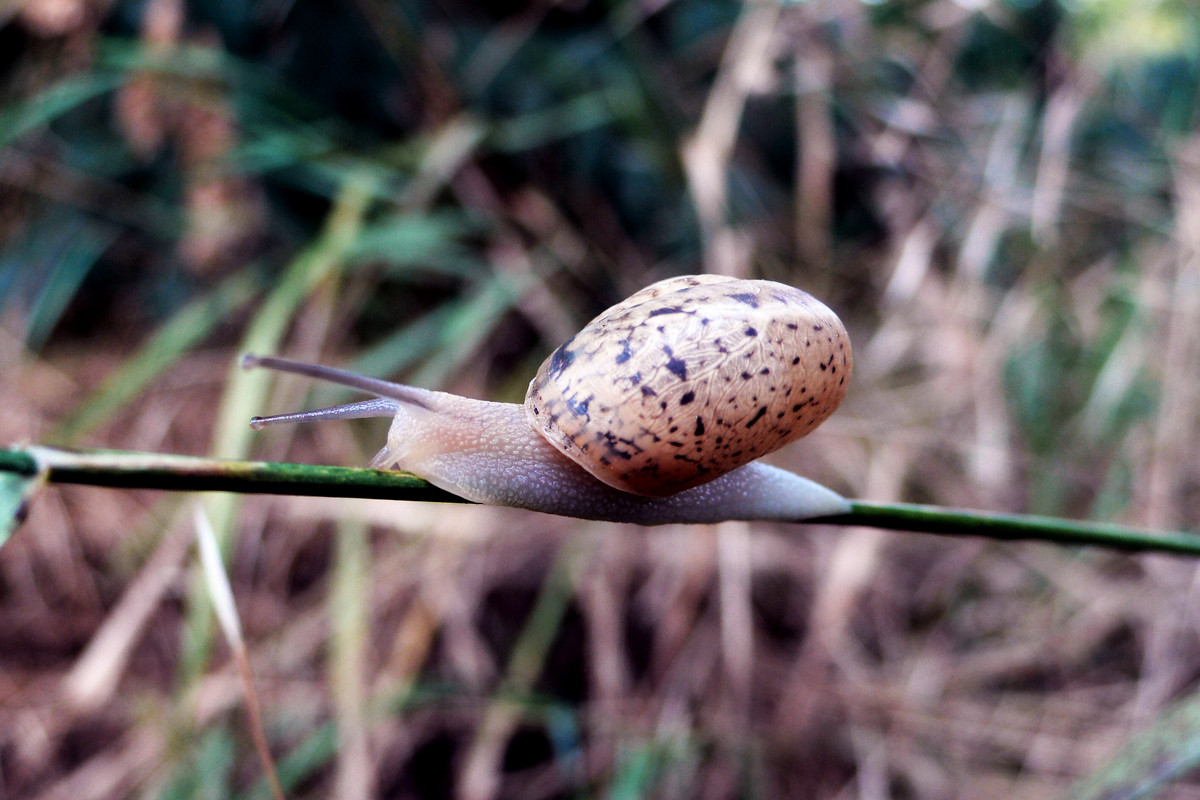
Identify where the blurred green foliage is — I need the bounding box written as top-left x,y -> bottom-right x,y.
1,0 -> 1195,354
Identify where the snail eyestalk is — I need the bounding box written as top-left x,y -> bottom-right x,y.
248,398 -> 400,430
242,354 -> 434,410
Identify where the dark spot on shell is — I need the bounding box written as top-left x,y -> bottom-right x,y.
649,305 -> 684,317
745,407 -> 768,429
599,432 -> 634,460
813,324 -> 824,331
787,323 -> 798,330
641,385 -> 657,397
663,345 -> 688,380
792,357 -> 800,365
566,395 -> 590,417
615,339 -> 633,364
819,363 -> 827,371
744,327 -> 758,337
730,292 -> 758,307
694,417 -> 705,436
547,341 -> 575,377
760,367 -> 770,375
680,391 -> 695,405
741,371 -> 752,380
673,456 -> 710,472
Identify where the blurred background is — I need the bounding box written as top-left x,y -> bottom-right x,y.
3,0 -> 1200,797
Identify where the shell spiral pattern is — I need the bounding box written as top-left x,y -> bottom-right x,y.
525,275 -> 852,497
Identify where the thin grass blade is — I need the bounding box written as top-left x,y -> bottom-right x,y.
1064,692 -> 1200,800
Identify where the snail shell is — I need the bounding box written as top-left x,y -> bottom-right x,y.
527,275 -> 851,496
243,275 -> 853,524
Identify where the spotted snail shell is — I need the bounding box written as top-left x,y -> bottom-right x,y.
525,274 -> 852,498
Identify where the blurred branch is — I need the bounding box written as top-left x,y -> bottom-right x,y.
682,0 -> 780,277
3,446 -> 1198,555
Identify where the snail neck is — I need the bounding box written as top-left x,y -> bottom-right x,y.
379,394 -> 557,497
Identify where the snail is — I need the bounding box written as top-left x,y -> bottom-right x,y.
243,274 -> 853,525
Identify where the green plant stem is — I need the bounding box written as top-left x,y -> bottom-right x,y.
812,503 -> 1200,555
4,446 -> 1199,555
3,447 -> 464,503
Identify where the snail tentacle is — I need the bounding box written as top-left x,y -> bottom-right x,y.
250,398 -> 399,430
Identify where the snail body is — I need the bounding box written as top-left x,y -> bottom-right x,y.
245,275 -> 853,525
